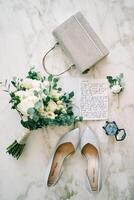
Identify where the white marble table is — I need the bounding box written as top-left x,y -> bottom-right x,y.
0,0 -> 134,199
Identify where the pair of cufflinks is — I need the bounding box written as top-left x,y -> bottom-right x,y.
103,121 -> 126,141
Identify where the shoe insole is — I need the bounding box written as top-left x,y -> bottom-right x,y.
48,142 -> 75,186
82,144 -> 99,191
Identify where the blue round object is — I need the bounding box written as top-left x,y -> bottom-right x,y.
103,121 -> 118,136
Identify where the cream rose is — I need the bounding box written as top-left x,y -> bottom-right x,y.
62,108 -> 66,113
46,111 -> 56,119
38,107 -> 46,116
111,85 -> 122,94
50,89 -> 61,100
21,78 -> 41,89
57,100 -> 63,105
57,105 -> 67,113
47,100 -> 58,112
57,104 -> 64,110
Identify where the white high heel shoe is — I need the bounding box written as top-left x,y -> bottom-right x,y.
80,127 -> 102,192
44,128 -> 80,187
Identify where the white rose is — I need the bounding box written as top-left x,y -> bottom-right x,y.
28,87 -> 41,93
50,89 -> 61,100
15,91 -> 29,100
21,78 -> 41,89
32,80 -> 42,88
47,100 -> 57,112
17,96 -> 38,116
111,85 -> 122,94
42,80 -> 49,87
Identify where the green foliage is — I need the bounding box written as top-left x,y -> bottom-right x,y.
69,91 -> 74,98
107,73 -> 124,88
27,108 -> 35,115
11,77 -> 18,87
27,108 -> 41,122
52,77 -> 58,88
47,75 -> 60,91
60,92 -> 73,104
6,140 -> 25,159
7,69 -> 83,130
43,96 -> 51,106
34,100 -> 43,109
48,74 -> 53,82
58,87 -> 62,91
9,92 -> 21,109
26,68 -> 41,80
21,110 -> 82,130
33,90 -> 39,96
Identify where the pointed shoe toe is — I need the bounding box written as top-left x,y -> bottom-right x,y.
80,127 -> 102,192
44,128 -> 80,187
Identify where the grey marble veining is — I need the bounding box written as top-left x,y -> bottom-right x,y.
0,0 -> 134,199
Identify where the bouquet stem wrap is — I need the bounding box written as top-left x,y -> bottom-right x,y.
6,129 -> 31,159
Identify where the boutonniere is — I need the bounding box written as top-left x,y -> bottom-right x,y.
107,73 -> 124,108
107,73 -> 124,94
1,68 -> 83,159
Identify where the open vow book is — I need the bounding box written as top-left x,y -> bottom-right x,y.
60,78 -> 108,120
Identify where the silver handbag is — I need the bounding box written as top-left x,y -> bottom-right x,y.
42,11 -> 109,75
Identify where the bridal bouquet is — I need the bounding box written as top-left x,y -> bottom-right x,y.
3,68 -> 82,159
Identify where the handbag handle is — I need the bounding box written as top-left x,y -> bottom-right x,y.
42,42 -> 75,76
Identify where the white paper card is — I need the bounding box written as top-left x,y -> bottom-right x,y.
60,77 -> 108,120
80,79 -> 108,120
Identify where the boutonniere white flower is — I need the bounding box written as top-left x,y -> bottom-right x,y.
107,73 -> 124,94
1,68 -> 83,159
111,84 -> 122,94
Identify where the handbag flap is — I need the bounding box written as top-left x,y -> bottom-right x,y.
52,12 -> 109,72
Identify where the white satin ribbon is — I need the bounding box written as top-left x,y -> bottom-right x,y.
17,128 -> 31,144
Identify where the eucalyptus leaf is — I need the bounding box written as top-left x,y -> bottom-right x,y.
35,100 -> 43,109
27,108 -> 35,115
33,90 -> 39,96
48,74 -> 53,81
33,114 -> 39,122
53,78 -> 58,82
46,96 -> 51,103
69,91 -> 74,98
26,68 -> 41,80
43,89 -> 48,95
58,87 -> 62,91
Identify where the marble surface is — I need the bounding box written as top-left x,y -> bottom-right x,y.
0,0 -> 134,199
